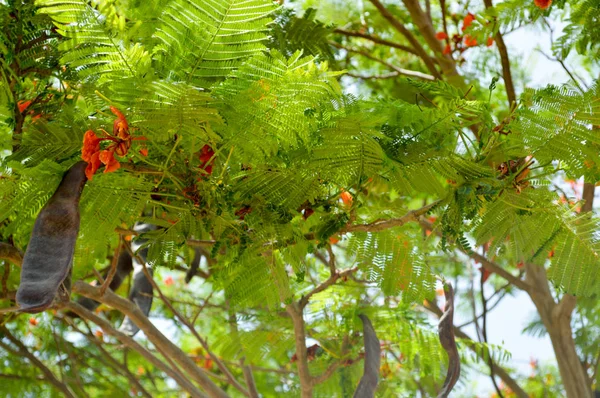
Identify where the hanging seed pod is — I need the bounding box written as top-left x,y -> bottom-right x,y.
185,248 -> 201,283
437,283 -> 460,398
76,251 -> 133,313
119,223 -> 155,336
353,314 -> 381,398
16,161 -> 88,313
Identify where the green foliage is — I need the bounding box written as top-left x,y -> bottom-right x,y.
554,0 -> 600,59
1,0 -> 600,396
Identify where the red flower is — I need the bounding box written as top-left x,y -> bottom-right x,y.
487,37 -> 494,47
18,100 -> 32,113
340,191 -> 353,206
480,267 -> 492,282
534,0 -> 552,9
82,130 -> 101,162
81,107 -> 147,180
443,44 -> 452,55
435,31 -> 448,40
303,208 -> 314,220
85,151 -> 102,180
99,150 -> 121,173
29,317 -> 38,326
235,205 -> 252,220
197,144 -> 215,177
462,13 -> 475,31
164,276 -> 174,286
464,35 -> 478,47
198,145 -> 214,163
110,106 -> 129,139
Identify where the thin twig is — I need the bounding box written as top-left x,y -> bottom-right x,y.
0,242 -> 23,267
419,218 -> 533,292
124,243 -> 249,397
0,325 -> 77,398
331,42 -> 435,80
333,28 -> 422,56
368,0 -> 442,79
70,282 -> 228,398
345,200 -> 440,233
64,301 -> 206,397
100,239 -> 122,295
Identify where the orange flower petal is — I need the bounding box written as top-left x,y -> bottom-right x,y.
85,151 -> 102,180
110,106 -> 129,139
462,13 -> 475,31
534,0 -> 552,9
340,191 -> 353,206
82,130 -> 101,162
99,150 -> 121,173
464,35 -> 478,47
443,44 -> 452,55
435,31 -> 448,40
139,148 -> 148,156
487,37 -> 494,47
18,100 -> 32,113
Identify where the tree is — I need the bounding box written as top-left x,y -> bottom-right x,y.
0,0 -> 599,397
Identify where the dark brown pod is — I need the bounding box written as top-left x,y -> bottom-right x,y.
77,251 -> 133,312
353,314 -> 381,398
184,248 -> 201,283
437,283 -> 460,398
16,161 -> 88,313
119,223 -> 155,336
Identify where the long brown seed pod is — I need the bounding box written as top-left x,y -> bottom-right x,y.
185,248 -> 201,283
16,161 -> 88,313
353,314 -> 381,398
119,223 -> 155,336
437,283 -> 461,398
76,251 -> 133,313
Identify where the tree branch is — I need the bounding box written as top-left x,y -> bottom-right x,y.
368,0 -> 442,79
401,0 -> 458,77
299,266 -> 358,309
124,243 -> 249,397
483,0 -> 516,106
286,302 -> 313,398
334,28 -> 422,56
71,281 -> 229,398
64,301 -> 206,397
345,200 -> 440,233
419,218 -> 533,292
0,242 -> 23,267
0,325 -> 77,398
241,360 -> 260,398
331,42 -> 435,80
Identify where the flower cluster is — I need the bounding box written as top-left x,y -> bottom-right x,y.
436,12 -> 494,56
81,106 -> 147,180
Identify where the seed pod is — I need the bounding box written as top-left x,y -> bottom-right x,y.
184,248 -> 201,283
119,223 -> 155,336
16,161 -> 88,313
77,251 -> 133,312
353,314 -> 381,398
437,283 -> 460,398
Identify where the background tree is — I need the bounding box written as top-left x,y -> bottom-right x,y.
0,0 -> 599,397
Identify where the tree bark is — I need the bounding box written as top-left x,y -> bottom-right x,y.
525,263 -> 592,398
286,302 -> 313,398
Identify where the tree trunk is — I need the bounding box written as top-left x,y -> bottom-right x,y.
525,263 -> 592,398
